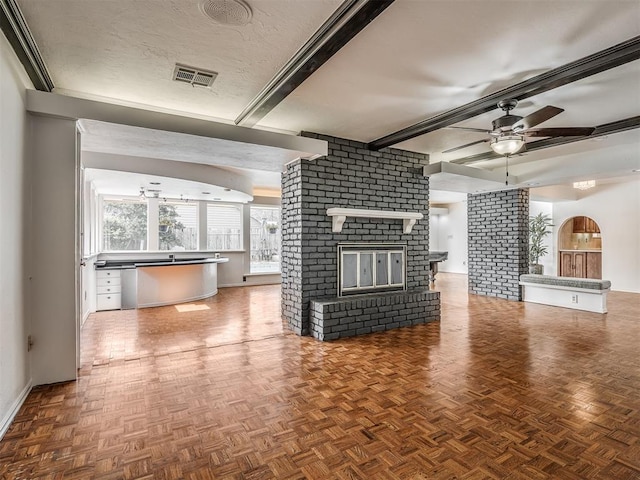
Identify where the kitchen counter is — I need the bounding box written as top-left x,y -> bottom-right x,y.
95,257 -> 229,310
95,257 -> 228,269
558,249 -> 602,253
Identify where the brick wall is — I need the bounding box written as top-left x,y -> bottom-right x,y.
281,161 -> 304,334
311,290 -> 440,341
467,189 -> 529,300
281,133 -> 439,337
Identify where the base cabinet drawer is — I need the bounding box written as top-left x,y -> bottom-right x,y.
97,276 -> 121,287
97,293 -> 121,311
97,285 -> 121,295
96,269 -> 122,311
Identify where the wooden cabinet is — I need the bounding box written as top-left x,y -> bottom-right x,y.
96,269 -> 121,310
560,251 -> 601,279
561,251 -> 585,278
572,216 -> 600,233
586,252 -> 602,279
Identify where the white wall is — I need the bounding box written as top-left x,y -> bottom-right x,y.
430,201 -> 469,274
552,180 -> 640,293
0,32 -> 32,438
530,201 -> 555,275
29,115 -> 78,385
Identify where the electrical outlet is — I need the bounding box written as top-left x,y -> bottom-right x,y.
571,295 -> 578,304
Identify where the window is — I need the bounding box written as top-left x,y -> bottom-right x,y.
250,206 -> 281,273
207,204 -> 242,250
159,202 -> 198,251
102,199 -> 147,251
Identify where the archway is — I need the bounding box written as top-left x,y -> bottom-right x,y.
558,216 -> 602,279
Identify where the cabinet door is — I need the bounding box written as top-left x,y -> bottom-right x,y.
574,252 -> 586,278
560,252 -> 575,277
586,252 -> 602,279
573,216 -> 586,233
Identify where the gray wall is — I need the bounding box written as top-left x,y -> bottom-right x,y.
29,115 -> 79,385
282,133 -> 430,335
0,31 -> 32,438
467,189 -> 529,300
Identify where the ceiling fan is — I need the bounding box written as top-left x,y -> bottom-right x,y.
443,99 -> 596,156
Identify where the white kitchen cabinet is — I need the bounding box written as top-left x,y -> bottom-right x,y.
96,269 -> 122,310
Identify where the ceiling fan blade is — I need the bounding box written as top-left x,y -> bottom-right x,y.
523,127 -> 596,137
442,139 -> 488,154
512,105 -> 564,131
447,126 -> 491,134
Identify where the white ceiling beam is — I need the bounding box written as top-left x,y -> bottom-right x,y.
26,90 -> 328,158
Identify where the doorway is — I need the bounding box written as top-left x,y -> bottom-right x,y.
558,216 -> 602,279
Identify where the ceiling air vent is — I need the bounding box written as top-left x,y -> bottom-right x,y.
200,0 -> 252,26
172,64 -> 218,88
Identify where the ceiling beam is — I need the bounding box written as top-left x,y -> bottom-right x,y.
368,35 -> 640,151
235,0 -> 395,128
449,116 -> 640,166
0,0 -> 53,91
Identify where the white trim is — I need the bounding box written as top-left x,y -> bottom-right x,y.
326,208 -> 423,233
0,380 -> 32,440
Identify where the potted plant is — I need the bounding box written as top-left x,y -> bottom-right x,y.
265,221 -> 279,234
529,213 -> 553,274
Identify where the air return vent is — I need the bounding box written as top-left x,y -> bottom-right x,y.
172,64 -> 218,88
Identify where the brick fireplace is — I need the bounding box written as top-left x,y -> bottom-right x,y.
281,133 -> 440,340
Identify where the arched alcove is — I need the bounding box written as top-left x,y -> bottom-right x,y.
558,216 -> 602,279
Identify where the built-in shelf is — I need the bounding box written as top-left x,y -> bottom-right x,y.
326,208 -> 423,234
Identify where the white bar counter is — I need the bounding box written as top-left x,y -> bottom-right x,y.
137,258 -> 228,308
96,257 -> 228,309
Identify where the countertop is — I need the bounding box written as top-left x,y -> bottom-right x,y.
558,249 -> 602,253
96,257 -> 229,269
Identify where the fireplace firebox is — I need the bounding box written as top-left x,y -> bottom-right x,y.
338,243 -> 406,297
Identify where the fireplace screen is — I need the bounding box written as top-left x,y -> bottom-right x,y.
338,244 -> 406,297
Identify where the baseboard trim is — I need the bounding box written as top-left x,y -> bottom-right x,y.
0,379 -> 32,440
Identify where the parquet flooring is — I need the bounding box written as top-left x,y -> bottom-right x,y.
1,274 -> 639,479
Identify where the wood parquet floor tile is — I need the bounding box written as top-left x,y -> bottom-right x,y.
1,276 -> 639,479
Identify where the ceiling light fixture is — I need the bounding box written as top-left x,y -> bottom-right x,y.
490,135 -> 525,156
140,187 -> 161,199
573,180 -> 596,190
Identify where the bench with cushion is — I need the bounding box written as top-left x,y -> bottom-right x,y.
519,274 -> 611,313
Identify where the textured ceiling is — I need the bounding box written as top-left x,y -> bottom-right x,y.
15,0 -> 640,200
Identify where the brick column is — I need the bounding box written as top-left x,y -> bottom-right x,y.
281,161 -> 304,334
467,189 -> 529,300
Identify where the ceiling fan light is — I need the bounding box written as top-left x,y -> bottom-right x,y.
490,135 -> 525,156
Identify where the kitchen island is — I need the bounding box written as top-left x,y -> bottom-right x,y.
95,257 -> 229,310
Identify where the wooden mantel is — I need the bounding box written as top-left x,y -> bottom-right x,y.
326,208 -> 423,234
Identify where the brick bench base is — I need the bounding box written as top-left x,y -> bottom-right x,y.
310,289 -> 440,341
519,274 -> 611,313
